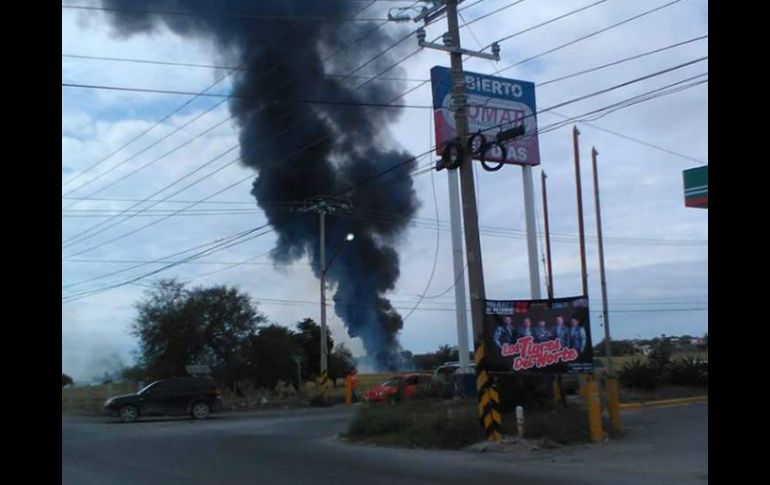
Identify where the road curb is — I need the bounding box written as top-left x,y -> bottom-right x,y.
619,395 -> 707,410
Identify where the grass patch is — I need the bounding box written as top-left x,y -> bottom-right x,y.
346,399 -> 484,449
503,406 -> 590,445
346,398 -> 592,449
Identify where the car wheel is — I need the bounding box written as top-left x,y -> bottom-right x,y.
191,401 -> 211,420
387,395 -> 397,406
119,405 -> 139,423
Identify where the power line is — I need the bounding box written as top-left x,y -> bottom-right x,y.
62,196 -> 255,205
62,70 -> 236,191
481,0 -> 610,52
62,145 -> 243,248
493,0 -> 688,76
538,34 -> 708,87
62,12 -> 435,249
61,1 -> 390,194
61,83 -> 435,109
62,54 -> 429,83
62,222 -> 280,301
62,225 -> 271,290
400,110 -> 442,322
65,112 -> 236,212
63,38 -> 706,260
559,113 -> 706,164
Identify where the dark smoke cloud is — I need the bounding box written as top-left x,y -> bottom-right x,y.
97,0 -> 420,370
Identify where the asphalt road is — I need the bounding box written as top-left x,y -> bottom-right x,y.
62,403 -> 707,485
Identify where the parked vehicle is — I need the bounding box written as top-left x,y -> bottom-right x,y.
362,373 -> 432,404
432,362 -> 476,382
104,377 -> 222,422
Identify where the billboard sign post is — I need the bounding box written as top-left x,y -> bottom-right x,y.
430,66 -> 541,166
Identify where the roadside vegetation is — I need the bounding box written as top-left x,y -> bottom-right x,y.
345,375 -> 590,450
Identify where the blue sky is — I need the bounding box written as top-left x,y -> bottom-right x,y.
62,0 -> 707,381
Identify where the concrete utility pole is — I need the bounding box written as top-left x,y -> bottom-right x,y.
572,126 -> 589,297
295,197 -> 352,376
591,147 -> 621,433
408,0 -> 503,440
591,147 -> 613,373
541,171 -> 554,301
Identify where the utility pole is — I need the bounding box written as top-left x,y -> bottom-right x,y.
591,147 -> 613,372
295,197 -> 352,380
591,147 -> 621,432
541,171 -> 554,301
319,209 -> 327,375
439,0 -> 500,441
572,126 -> 589,297
395,0 -> 506,440
445,0 -> 486,386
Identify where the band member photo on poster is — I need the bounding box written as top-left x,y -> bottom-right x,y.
484,296 -> 594,374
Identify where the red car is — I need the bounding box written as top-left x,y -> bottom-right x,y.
363,374 -> 432,404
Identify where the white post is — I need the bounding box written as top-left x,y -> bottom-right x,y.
448,169 -> 471,373
522,166 -> 542,299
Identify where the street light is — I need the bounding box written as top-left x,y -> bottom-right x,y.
319,232 -> 355,380
324,233 -> 355,275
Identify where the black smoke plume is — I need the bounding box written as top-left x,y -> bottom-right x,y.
97,0 -> 420,370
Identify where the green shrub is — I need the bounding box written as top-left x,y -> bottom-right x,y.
667,356 -> 708,387
618,359 -> 662,390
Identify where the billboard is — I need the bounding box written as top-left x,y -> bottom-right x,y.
484,296 -> 594,374
430,66 -> 540,166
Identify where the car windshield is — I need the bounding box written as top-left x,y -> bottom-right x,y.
137,381 -> 160,394
381,378 -> 402,387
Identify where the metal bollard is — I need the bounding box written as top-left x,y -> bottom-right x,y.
585,376 -> 604,442
605,377 -> 622,433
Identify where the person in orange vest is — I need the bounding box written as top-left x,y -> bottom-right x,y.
349,370 -> 358,402
344,370 -> 358,405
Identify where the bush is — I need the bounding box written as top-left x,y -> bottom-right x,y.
618,359 -> 662,390
667,356 -> 708,387
648,339 -> 674,371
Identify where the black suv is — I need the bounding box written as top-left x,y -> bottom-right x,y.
104,377 -> 222,422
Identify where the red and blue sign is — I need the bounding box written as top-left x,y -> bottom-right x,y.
430,66 -> 541,166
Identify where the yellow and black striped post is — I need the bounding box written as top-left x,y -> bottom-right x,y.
475,341 -> 502,441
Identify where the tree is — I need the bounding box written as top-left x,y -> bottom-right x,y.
121,365 -> 148,383
648,338 -> 674,371
328,343 -> 356,386
291,318 -> 333,382
249,324 -> 299,389
62,373 -> 73,387
592,339 -> 637,356
413,344 -> 460,370
132,279 -> 264,390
